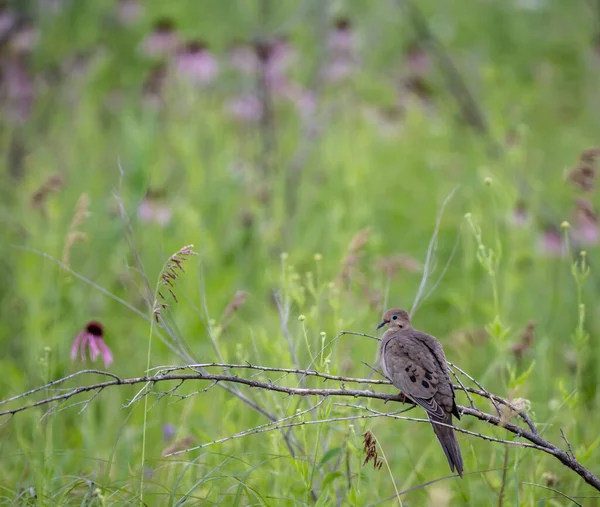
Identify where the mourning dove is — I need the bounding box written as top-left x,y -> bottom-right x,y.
377,308 -> 463,477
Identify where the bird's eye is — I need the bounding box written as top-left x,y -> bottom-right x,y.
392,315 -> 398,320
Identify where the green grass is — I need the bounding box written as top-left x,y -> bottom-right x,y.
2,0 -> 600,505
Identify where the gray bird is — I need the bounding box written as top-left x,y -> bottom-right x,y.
377,308 -> 463,477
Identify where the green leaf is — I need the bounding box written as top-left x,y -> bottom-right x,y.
319,447 -> 343,467
509,360 -> 536,390
321,471 -> 343,490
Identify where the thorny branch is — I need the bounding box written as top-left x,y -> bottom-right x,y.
1,363 -> 599,492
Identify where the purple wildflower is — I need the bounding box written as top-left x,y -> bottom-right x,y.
225,94 -> 263,123
405,43 -> 431,77
140,18 -> 179,58
10,22 -> 38,52
137,189 -> 172,226
512,201 -> 529,227
0,8 -> 16,40
537,226 -> 566,258
162,423 -> 176,442
322,17 -> 359,83
2,54 -> 35,123
573,198 -> 598,246
175,40 -> 219,85
71,321 -> 113,367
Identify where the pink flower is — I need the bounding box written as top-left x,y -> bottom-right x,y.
2,54 -> 35,123
405,43 -> 431,77
225,94 -> 263,123
254,39 -> 293,94
140,18 -> 179,58
573,198 -> 598,246
175,40 -> 219,85
142,63 -> 167,108
323,18 -> 358,82
10,22 -> 39,52
71,321 -> 113,367
0,8 -> 16,40
537,226 -> 566,258
512,201 -> 529,227
137,189 -> 172,226
327,18 -> 355,54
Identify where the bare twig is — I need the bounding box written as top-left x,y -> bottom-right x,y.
561,428 -> 576,459
522,482 -> 583,507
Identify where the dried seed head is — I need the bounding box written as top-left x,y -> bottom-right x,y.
362,431 -> 384,470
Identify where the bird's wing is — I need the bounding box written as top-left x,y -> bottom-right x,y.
381,331 -> 447,420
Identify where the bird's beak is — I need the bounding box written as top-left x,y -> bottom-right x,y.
376,321 -> 386,330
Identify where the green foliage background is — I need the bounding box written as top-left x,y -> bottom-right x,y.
1,0 -> 600,505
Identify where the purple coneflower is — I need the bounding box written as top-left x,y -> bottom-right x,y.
140,18 -> 179,58
323,18 -> 358,82
175,40 -> 219,85
254,39 -> 292,95
327,17 -> 355,54
71,321 -> 113,367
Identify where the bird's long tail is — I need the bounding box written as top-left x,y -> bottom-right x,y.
429,413 -> 464,477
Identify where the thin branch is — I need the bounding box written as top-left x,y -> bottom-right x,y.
561,428 -> 576,459
521,482 -> 583,507
1,366 -> 599,491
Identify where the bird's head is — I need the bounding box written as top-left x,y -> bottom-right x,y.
377,308 -> 411,330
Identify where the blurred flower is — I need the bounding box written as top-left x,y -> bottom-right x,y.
573,198 -> 598,246
327,17 -> 355,54
138,189 -> 172,226
10,22 -> 39,52
225,94 -> 263,122
537,225 -> 566,257
405,42 -> 431,77
1,54 -> 35,123
140,18 -> 179,58
0,7 -> 16,39
323,17 -> 358,82
254,38 -> 293,94
228,40 -> 257,74
71,321 -> 113,367
142,63 -> 167,108
287,86 -> 317,119
162,423 -> 176,442
512,201 -> 529,227
175,40 -> 219,85
115,0 -> 142,26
